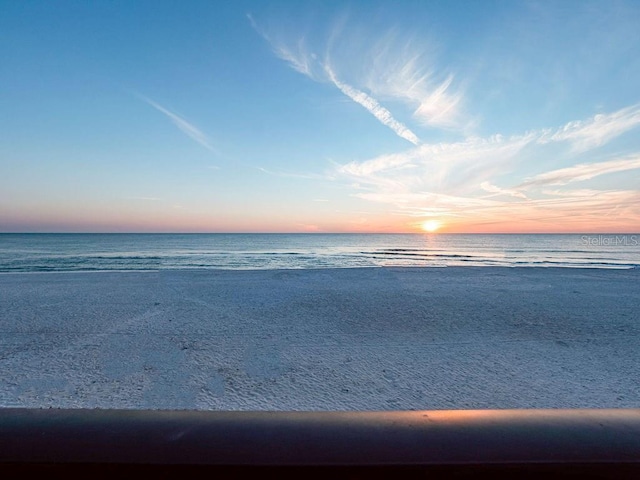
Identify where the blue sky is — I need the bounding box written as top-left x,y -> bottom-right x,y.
1,0 -> 639,232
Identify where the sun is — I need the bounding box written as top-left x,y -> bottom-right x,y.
421,219 -> 442,233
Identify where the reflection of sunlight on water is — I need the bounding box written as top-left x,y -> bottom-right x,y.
1,233 -> 638,271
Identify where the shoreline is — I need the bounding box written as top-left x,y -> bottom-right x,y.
0,264 -> 638,275
1,267 -> 638,410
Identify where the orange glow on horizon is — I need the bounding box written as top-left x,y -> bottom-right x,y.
4,205 -> 638,234
421,219 -> 442,233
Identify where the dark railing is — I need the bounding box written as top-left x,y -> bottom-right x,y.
1,408 -> 639,477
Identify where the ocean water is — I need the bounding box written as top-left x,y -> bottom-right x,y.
0,233 -> 638,272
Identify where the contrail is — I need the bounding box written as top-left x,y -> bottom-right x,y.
325,66 -> 420,145
139,95 -> 217,153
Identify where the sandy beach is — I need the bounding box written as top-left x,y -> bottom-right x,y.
0,267 -> 638,410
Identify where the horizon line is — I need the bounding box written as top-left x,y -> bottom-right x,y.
1,232 -> 638,235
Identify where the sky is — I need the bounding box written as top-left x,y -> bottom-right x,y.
1,0 -> 640,233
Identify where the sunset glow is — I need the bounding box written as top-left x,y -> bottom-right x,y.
1,2 -> 639,233
421,220 -> 442,233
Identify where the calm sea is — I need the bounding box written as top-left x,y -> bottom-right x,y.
0,233 -> 638,272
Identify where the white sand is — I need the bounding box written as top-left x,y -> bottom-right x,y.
0,267 -> 638,410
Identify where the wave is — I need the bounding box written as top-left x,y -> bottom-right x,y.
2,234 -> 638,272
363,251 -> 477,259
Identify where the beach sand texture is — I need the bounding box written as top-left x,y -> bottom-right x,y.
1,267 -> 638,410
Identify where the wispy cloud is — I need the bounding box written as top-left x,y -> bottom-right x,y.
411,76 -> 463,129
480,182 -> 528,199
541,188 -> 610,197
333,105 -> 640,230
359,33 -> 464,130
338,105 -> 640,198
250,11 -> 639,232
379,189 -> 640,232
248,13 -> 315,77
518,155 -> 640,188
265,37 -> 420,145
355,191 -> 501,211
249,13 -> 462,142
540,104 -> 640,152
139,96 -> 217,153
338,132 -> 536,195
324,63 -> 420,145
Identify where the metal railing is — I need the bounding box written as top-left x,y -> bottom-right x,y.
1,408 -> 639,477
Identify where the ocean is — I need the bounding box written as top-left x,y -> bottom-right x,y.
1,233 -> 638,272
